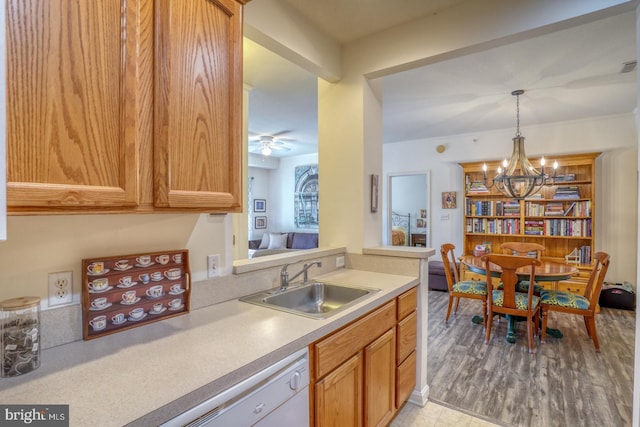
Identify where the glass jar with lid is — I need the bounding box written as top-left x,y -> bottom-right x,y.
1,296 -> 41,377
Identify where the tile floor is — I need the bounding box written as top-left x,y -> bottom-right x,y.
391,401 -> 501,427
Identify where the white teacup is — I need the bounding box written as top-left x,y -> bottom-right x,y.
89,278 -> 109,292
136,255 -> 151,266
170,284 -> 182,294
173,254 -> 183,264
139,273 -> 150,284
111,313 -> 126,324
121,290 -> 137,304
152,302 -> 164,313
151,271 -> 163,281
168,298 -> 182,309
89,315 -> 107,331
87,262 -> 105,275
91,297 -> 108,309
129,308 -> 144,319
156,254 -> 170,265
118,276 -> 133,286
164,268 -> 181,280
146,285 -> 163,298
115,259 -> 130,270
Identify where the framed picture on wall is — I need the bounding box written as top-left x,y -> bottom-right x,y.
442,192 -> 457,209
370,174 -> 379,213
255,216 -> 267,229
254,199 -> 266,212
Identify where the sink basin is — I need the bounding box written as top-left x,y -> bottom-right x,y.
240,282 -> 380,319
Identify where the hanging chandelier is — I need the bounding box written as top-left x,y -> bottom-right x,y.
483,89 -> 557,199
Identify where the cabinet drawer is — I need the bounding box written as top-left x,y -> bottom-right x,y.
395,350 -> 416,408
397,287 -> 417,320
396,311 -> 417,364
314,300 -> 396,379
462,269 -> 485,283
557,281 -> 586,295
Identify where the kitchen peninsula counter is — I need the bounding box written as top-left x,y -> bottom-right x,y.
0,269 -> 422,426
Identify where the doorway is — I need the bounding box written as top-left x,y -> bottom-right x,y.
387,172 -> 430,247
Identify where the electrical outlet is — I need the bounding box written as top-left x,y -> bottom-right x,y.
48,271 -> 73,307
207,254 -> 220,278
336,256 -> 345,268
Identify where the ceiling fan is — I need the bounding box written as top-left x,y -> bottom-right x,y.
249,135 -> 292,156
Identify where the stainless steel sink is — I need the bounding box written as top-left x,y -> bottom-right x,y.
240,282 -> 380,319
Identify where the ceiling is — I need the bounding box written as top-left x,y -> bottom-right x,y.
244,2 -> 637,157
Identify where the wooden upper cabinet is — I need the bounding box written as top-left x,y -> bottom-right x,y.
6,0 -> 149,211
153,0 -> 243,211
6,0 -> 245,214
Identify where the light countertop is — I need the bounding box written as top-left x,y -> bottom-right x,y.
0,269 -> 419,427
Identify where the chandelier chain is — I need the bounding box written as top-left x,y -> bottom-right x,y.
515,91 -> 521,137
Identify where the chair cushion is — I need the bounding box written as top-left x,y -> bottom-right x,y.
496,281 -> 544,294
453,281 -> 487,295
492,290 -> 540,310
540,290 -> 590,310
516,280 -> 545,294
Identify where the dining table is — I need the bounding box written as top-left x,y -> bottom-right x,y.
461,254 -> 579,344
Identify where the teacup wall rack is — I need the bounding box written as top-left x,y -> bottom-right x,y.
82,249 -> 190,340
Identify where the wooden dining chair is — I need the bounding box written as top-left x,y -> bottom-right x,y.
540,252 -> 611,352
440,244 -> 488,327
481,254 -> 542,353
499,242 -> 546,295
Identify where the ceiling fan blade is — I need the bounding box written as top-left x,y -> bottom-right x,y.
271,130 -> 293,137
269,145 -> 291,151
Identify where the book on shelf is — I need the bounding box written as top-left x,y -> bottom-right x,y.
467,181 -> 490,195
553,173 -> 575,182
553,185 -> 580,199
544,202 -> 564,216
563,201 -> 576,216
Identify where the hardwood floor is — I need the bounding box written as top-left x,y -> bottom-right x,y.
426,290 -> 635,427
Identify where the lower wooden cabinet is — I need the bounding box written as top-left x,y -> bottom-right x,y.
364,328 -> 396,427
396,351 -> 417,407
395,288 -> 417,410
315,353 -> 363,427
311,286 -> 418,426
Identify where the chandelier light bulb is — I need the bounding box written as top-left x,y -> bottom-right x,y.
540,157 -> 546,166
261,145 -> 272,156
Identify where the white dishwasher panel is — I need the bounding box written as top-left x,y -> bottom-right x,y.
162,348 -> 309,427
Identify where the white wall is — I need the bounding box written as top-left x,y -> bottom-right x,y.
246,153 -> 319,246
248,167 -> 272,240
269,153 -> 318,232
383,114 -> 638,284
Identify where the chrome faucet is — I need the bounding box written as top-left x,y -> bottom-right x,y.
280,261 -> 323,290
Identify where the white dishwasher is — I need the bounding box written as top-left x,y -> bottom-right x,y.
161,348 -> 309,427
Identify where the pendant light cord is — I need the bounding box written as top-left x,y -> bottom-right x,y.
513,91 -> 521,137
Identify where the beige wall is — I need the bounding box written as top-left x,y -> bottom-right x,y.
0,214 -> 232,305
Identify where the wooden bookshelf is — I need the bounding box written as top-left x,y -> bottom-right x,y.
460,152 -> 600,295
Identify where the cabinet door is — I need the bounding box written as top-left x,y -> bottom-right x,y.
6,0 -> 147,210
397,311 -> 417,364
315,352 -> 363,427
154,0 -> 243,211
396,351 -> 416,408
364,328 -> 396,427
